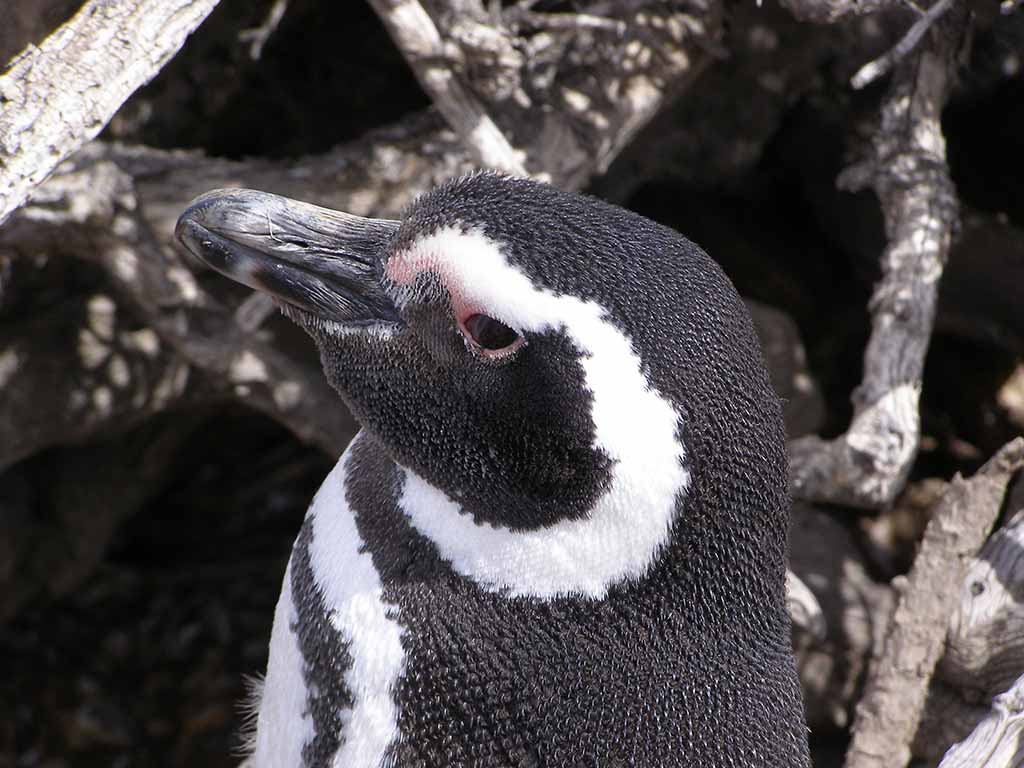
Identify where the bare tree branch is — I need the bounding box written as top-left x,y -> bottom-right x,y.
942,492 -> 1024,702
851,0 -> 957,89
0,0 -> 222,226
1,151 -> 360,457
937,672 -> 1024,767
0,288 -> 200,469
905,481 -> 1024,761
789,7 -> 964,509
844,438 -> 1024,768
238,0 -> 289,60
366,0 -> 530,177
372,1 -> 718,190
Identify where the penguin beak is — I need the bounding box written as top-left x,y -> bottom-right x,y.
175,188 -> 401,325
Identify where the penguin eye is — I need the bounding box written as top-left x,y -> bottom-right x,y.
462,313 -> 521,353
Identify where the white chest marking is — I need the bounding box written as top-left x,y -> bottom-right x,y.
250,562 -> 314,767
390,227 -> 691,600
253,433 -> 406,767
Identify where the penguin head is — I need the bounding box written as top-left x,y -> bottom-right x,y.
176,173 -> 787,597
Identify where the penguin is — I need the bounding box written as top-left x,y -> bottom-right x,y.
175,172 -> 811,768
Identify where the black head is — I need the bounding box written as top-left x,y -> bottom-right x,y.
176,173 -> 788,601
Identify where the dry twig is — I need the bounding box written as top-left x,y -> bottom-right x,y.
851,0 -> 957,89
238,0 -> 290,60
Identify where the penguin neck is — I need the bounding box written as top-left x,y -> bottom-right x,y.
394,433 -> 690,601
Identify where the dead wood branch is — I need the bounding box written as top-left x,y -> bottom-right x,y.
238,0 -> 289,60
941,490 -> 1024,702
0,150 -> 360,457
937,672 -> 1024,768
851,0 -> 957,89
909,480 -> 1024,761
844,437 -> 1024,768
0,288 -> 198,469
413,0 -> 719,190
913,480 -> 1024,761
594,0 -> 836,205
789,7 -> 964,509
367,0 -> 529,176
0,0 -> 222,226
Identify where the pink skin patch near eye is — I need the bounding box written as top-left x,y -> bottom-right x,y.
385,249 -> 523,358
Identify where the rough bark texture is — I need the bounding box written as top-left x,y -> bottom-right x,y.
789,7 -> 964,510
366,0 -> 528,176
0,149 -> 360,460
0,286 -> 196,470
0,0 -> 221,225
942,488 -> 1024,701
845,438 -> 1024,768
936,672 -> 1024,768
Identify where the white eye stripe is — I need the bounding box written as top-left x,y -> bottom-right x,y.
386,227 -> 569,333
392,227 -> 690,599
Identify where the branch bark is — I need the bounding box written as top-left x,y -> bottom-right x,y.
844,438 -> 1024,768
0,0 -> 221,225
937,673 -> 1024,768
0,148 -> 366,458
851,0 -> 957,89
941,489 -> 1024,702
0,287 -> 198,469
371,0 -> 717,190
789,7 -> 964,509
912,480 -> 1024,761
366,0 -> 529,177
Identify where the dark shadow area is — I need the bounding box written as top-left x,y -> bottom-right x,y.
101,0 -> 430,159
2,406 -> 331,767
